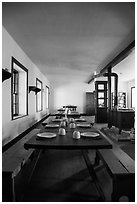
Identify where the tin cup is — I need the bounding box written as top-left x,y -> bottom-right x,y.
73,131 -> 80,139
63,117 -> 68,126
69,123 -> 76,129
58,128 -> 66,136
69,118 -> 74,123
60,121 -> 66,128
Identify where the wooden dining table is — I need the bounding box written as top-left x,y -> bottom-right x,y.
24,127 -> 112,150
24,120 -> 112,201
55,111 -> 80,118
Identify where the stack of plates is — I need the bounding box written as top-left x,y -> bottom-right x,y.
37,132 -> 56,138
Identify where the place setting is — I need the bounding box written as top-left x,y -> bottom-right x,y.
45,124 -> 60,128
80,131 -> 101,139
72,130 -> 98,140
36,132 -> 57,140
76,123 -> 91,128
74,118 -> 86,122
71,130 -> 101,140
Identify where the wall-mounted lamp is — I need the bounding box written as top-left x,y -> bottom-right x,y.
2,68 -> 11,82
28,86 -> 41,94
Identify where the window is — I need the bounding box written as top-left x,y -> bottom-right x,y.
11,57 -> 28,120
36,78 -> 42,112
98,84 -> 104,90
12,69 -> 19,116
131,87 -> 135,109
46,86 -> 49,109
118,92 -> 126,109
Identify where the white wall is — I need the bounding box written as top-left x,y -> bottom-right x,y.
112,50 -> 135,108
2,27 -> 50,146
49,81 -> 95,113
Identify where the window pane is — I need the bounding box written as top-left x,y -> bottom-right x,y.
98,99 -> 105,107
36,78 -> 42,112
46,86 -> 49,109
98,84 -> 104,90
11,57 -> 28,120
98,92 -> 104,98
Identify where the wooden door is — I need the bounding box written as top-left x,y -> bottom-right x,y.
95,81 -> 108,123
86,92 -> 95,116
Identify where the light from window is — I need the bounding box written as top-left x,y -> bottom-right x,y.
36,78 -> 42,112
11,57 -> 28,120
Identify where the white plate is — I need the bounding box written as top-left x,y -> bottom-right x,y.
37,132 -> 56,138
46,124 -> 59,128
77,123 -> 91,127
81,132 -> 99,137
75,118 -> 86,122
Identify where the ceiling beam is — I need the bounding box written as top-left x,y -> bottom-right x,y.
87,40 -> 135,84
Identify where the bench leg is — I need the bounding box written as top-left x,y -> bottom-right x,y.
82,150 -> 105,201
94,150 -> 100,166
111,176 -> 135,202
2,173 -> 15,201
28,149 -> 42,183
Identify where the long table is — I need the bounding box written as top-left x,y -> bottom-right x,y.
24,127 -> 112,150
24,121 -> 112,201
55,111 -> 80,118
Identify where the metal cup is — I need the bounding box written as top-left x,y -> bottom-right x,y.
69,123 -> 76,129
60,121 -> 66,127
58,128 -> 66,136
73,131 -> 80,139
69,118 -> 74,123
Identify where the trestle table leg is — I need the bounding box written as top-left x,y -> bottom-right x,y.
82,150 -> 105,201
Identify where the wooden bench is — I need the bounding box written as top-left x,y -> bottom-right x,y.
95,147 -> 135,201
2,128 -> 40,201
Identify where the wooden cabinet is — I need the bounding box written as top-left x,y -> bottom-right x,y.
109,110 -> 135,132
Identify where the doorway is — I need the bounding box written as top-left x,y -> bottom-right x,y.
95,81 -> 108,123
85,92 -> 95,116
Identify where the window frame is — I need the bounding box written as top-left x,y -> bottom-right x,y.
46,85 -> 49,109
131,86 -> 135,109
11,57 -> 28,120
12,68 -> 19,116
36,78 -> 43,112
